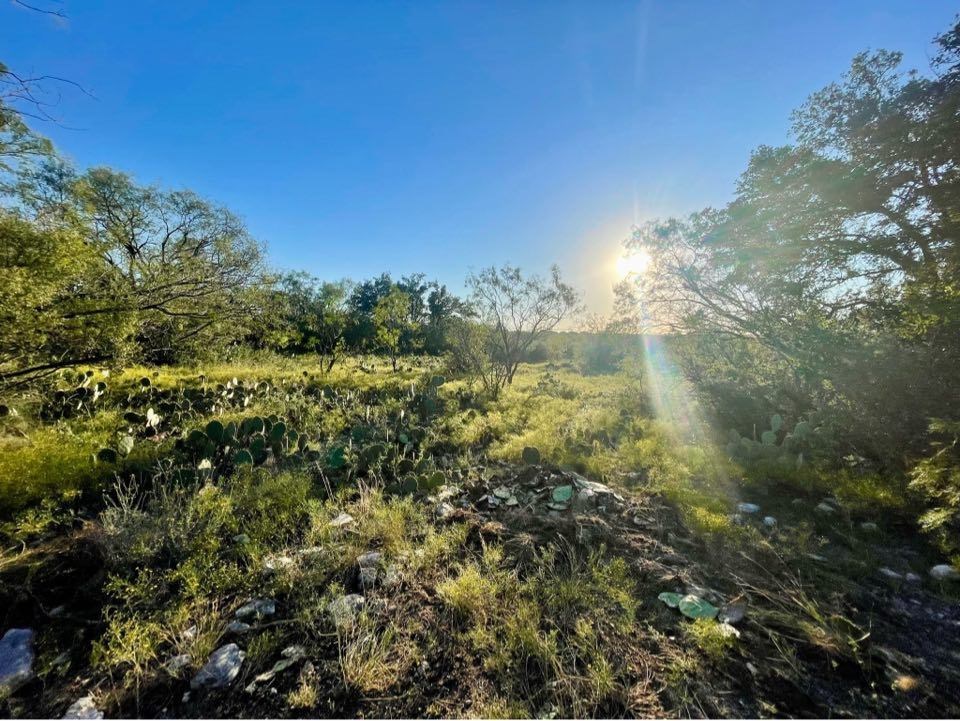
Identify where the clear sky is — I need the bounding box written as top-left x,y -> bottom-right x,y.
4,1 -> 957,313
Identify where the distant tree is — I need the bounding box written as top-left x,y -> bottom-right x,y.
346,273 -> 394,351
455,265 -> 579,396
373,288 -> 413,371
275,273 -> 352,372
424,284 -> 468,354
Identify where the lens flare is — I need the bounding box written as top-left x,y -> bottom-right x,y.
615,250 -> 651,278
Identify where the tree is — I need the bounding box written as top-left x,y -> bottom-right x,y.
373,288 -> 413,371
457,264 -> 579,396
275,273 -> 352,372
622,17 -> 960,462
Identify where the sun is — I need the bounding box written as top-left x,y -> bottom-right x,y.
615,250 -> 651,278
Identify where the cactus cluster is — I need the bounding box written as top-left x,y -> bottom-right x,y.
40,371 -> 108,420
726,413 -> 819,468
175,414 -> 321,473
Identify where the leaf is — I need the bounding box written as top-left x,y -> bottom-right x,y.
658,592 -> 683,609
678,595 -> 719,620
552,485 -> 573,503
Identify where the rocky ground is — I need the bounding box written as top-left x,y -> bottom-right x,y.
2,462 -> 960,718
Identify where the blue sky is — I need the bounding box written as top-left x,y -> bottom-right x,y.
4,1 -> 957,312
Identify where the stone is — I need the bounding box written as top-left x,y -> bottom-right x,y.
719,602 -> 746,625
357,551 -> 382,568
435,502 -> 455,520
244,645 -> 306,693
905,572 -> 922,584
327,594 -> 365,627
382,564 -> 401,588
736,502 -> 761,514
930,564 -> 960,581
572,488 -> 597,512
235,598 -> 276,620
226,621 -> 252,634
165,654 -> 192,676
879,567 -> 903,581
0,628 -> 34,697
762,516 -> 777,528
815,502 -> 836,515
63,696 -> 103,719
263,555 -> 295,574
860,521 -> 879,532
329,512 -> 354,528
190,643 -> 245,690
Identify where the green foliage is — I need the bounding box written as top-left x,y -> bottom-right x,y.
910,420 -> 960,560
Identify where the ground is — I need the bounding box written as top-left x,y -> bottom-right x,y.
1,355 -> 958,718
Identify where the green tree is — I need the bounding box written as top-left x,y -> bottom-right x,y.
623,18 -> 960,462
373,288 -> 413,371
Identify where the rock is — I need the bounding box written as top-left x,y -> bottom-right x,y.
905,572 -> 922,584
791,498 -> 805,507
357,551 -> 382,568
244,645 -> 307,693
0,628 -> 34,697
329,512 -> 354,528
190,643 -> 245,690
879,567 -> 903,581
717,622 -> 740,639
736,502 -> 760,514
815,502 -> 836,515
719,602 -> 746,625
382,564 -> 401,588
226,621 -> 252,634
930,564 -> 960,581
232,533 -> 250,544
729,513 -> 746,526
860,521 -> 878,532
492,485 -> 512,500
327,594 -> 364,627
762,516 -> 777,528
235,598 -> 276,620
165,654 -> 192,676
806,553 -> 828,563
63,696 -> 103,719
435,502 -> 455,520
263,555 -> 294,574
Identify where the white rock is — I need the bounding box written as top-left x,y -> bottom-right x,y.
63,696 -> 103,719
860,521 -> 878,532
190,643 -> 245,690
435,502 -> 455,519
329,512 -> 354,528
905,572 -> 922,584
736,502 -> 761,514
0,628 -> 34,696
879,567 -> 903,581
763,516 -> 777,528
930,564 -> 960,581
815,502 -> 836,515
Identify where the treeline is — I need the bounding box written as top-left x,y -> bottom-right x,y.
0,111 -> 475,385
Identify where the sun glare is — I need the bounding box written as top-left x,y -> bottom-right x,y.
615,250 -> 651,278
